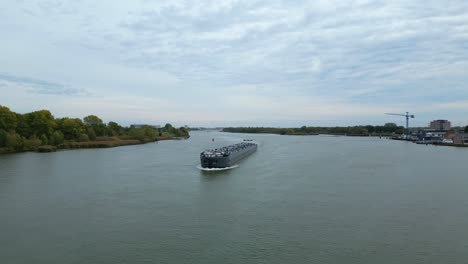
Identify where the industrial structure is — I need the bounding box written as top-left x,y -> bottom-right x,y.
383,113 -> 467,146
385,112 -> 415,139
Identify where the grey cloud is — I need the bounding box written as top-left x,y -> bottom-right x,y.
2,0 -> 468,125
0,73 -> 90,96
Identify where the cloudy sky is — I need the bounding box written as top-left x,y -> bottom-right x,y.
1,0 -> 468,127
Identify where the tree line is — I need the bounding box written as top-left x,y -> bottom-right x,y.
0,105 -> 189,152
223,123 -> 406,136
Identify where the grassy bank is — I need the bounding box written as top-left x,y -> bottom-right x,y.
59,139 -> 143,149
58,136 -> 184,149
0,136 -> 188,154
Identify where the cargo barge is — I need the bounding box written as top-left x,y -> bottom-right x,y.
200,142 -> 257,168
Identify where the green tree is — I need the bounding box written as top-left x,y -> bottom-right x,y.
348,126 -> 368,135
365,125 -> 375,134
164,123 -> 175,134
79,134 -> 90,142
5,132 -> 23,150
465,126 -> 468,133
129,127 -> 145,141
50,131 -> 64,145
396,127 -> 405,134
24,110 -> 56,137
0,129 -> 7,147
0,105 -> 17,131
83,115 -> 103,126
142,126 -> 157,140
108,121 -> 122,136
40,134 -> 49,145
87,127 -> 97,141
23,136 -> 42,150
383,123 -> 398,133
15,114 -> 31,138
57,118 -> 84,140
83,115 -> 106,136
177,127 -> 189,137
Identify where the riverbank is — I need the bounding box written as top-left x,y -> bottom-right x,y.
0,105 -> 191,155
59,136 -> 180,149
0,136 -> 189,154
388,137 -> 468,148
434,142 -> 468,147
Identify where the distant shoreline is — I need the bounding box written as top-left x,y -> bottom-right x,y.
222,130 -> 397,137
224,131 -> 372,137
221,125 -> 404,137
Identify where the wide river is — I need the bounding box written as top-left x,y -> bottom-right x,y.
1,131 -> 468,264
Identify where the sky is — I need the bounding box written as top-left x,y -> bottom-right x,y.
1,0 -> 468,127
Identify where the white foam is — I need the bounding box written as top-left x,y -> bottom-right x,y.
197,164 -> 239,171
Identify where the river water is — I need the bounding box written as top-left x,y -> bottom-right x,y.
1,131 -> 467,264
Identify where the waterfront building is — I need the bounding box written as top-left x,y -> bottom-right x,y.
452,133 -> 468,144
429,120 -> 451,131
